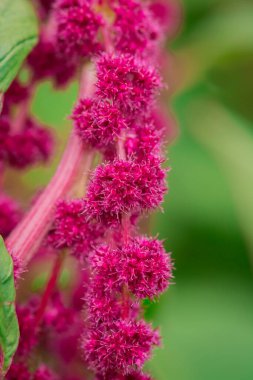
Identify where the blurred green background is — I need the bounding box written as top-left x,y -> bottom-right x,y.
22,0 -> 253,379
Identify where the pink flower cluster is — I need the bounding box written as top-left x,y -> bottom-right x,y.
0,193 -> 22,238
90,238 -> 172,299
112,0 -> 162,57
6,289 -> 81,380
86,158 -> 167,225
6,362 -> 57,380
28,0 -> 104,87
0,79 -> 53,239
55,0 -> 103,57
50,0 -> 173,378
3,0 -> 179,378
48,199 -> 104,258
0,82 -> 53,169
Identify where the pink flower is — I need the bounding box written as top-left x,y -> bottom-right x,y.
6,118 -> 53,169
83,320 -> 159,374
96,54 -> 161,113
125,121 -> 163,161
112,0 -> 162,56
85,158 -> 167,224
16,298 -> 39,357
85,276 -> 140,324
55,0 -> 103,57
120,237 -> 172,298
0,193 -> 22,238
48,199 -> 104,257
85,286 -> 125,324
95,371 -> 153,380
33,365 -> 59,380
6,362 -> 32,380
55,328 -> 82,363
149,0 -> 182,38
48,199 -> 86,248
91,237 -> 172,299
4,80 -> 29,110
28,37 -> 77,87
44,292 -> 75,333
72,98 -> 127,150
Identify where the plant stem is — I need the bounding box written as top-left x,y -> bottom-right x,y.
117,130 -> 126,160
102,22 -> 113,54
6,66 -> 95,265
34,250 -> 65,327
121,285 -> 130,320
0,93 -> 3,114
11,83 -> 35,133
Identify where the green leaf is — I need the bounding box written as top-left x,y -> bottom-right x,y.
0,0 -> 38,93
0,236 -> 19,378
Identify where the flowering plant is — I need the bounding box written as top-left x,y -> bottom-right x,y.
0,0 -> 180,379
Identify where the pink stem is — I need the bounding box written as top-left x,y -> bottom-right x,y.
102,22 -> 113,54
117,130 -> 126,160
6,67 -> 95,265
11,83 -> 35,133
0,93 -> 3,114
121,285 -> 130,320
118,133 -> 130,319
0,162 -> 4,188
43,10 -> 57,41
34,251 -> 65,327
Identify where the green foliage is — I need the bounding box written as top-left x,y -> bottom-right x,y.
0,237 -> 19,378
0,0 -> 38,93
146,1 -> 253,378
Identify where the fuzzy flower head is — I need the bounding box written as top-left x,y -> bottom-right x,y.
85,287 -> 123,324
28,37 -> 77,87
4,80 -> 29,112
96,54 -> 161,114
86,261 -> 140,324
33,365 -> 59,380
44,292 -> 76,333
48,199 -> 104,257
72,98 -> 127,150
86,158 -> 167,224
16,298 -> 40,357
6,118 -> 53,169
149,0 -> 182,38
0,193 -> 22,238
91,237 -> 172,299
48,199 -> 87,249
119,237 -> 172,299
55,0 -> 103,58
91,244 -> 122,293
83,320 -> 160,374
6,363 -> 32,380
112,0 -> 162,57
125,122 -> 162,161
95,371 -> 153,380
